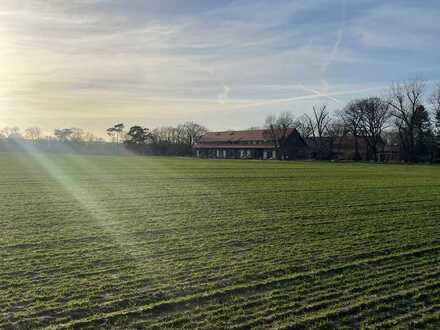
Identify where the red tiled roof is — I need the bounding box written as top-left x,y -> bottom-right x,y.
193,143 -> 275,149
198,128 -> 296,143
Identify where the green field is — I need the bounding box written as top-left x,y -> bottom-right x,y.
1,152 -> 440,329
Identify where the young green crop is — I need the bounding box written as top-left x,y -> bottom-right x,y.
1,152 -> 439,329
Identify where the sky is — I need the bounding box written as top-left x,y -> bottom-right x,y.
1,0 -> 440,137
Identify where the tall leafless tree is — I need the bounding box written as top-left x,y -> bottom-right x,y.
152,126 -> 180,144
340,101 -> 363,160
388,81 -> 425,161
305,104 -> 332,159
177,122 -> 208,146
83,132 -> 103,143
24,127 -> 42,144
310,105 -> 331,138
70,128 -> 86,142
357,97 -> 391,161
294,114 -> 314,140
327,119 -> 349,159
264,112 -> 295,160
1,127 -> 22,139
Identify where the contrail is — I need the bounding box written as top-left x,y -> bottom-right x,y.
321,29 -> 343,74
232,86 -> 386,110
297,84 -> 342,104
321,0 -> 346,74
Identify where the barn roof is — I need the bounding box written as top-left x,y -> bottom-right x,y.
198,128 -> 296,143
193,143 -> 275,149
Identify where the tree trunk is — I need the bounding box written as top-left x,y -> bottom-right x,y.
353,134 -> 361,161
408,127 -> 415,162
371,143 -> 378,162
278,145 -> 284,160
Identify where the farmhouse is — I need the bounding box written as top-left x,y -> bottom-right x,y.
194,129 -> 414,161
193,128 -> 307,159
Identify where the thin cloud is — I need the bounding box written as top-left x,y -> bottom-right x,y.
231,86 -> 386,110
0,0 -> 438,133
297,84 -> 342,104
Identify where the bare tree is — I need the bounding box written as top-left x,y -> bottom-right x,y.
69,128 -> 86,142
388,81 -> 425,161
327,119 -> 349,159
357,97 -> 391,161
310,105 -> 331,138
294,114 -> 314,140
2,127 -> 22,139
340,101 -> 363,160
264,112 -> 295,160
177,122 -> 208,146
24,127 -> 42,143
83,132 -> 104,143
152,126 -> 180,144
305,104 -> 332,159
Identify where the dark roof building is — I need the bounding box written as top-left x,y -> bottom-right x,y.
194,128 -> 410,162
194,128 -> 306,160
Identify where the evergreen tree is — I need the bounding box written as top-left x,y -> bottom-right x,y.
413,105 -> 434,161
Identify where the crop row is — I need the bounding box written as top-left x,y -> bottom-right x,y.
1,153 -> 440,329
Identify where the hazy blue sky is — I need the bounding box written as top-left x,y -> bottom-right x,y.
1,0 -> 439,136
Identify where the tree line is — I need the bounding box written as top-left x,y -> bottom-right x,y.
0,121 -> 208,156
265,81 -> 440,162
1,80 -> 440,162
0,126 -> 104,144
106,121 -> 208,155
